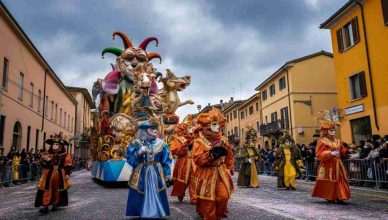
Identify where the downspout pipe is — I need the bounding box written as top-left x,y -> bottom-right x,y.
41,69 -> 48,132
283,66 -> 294,137
355,0 -> 379,130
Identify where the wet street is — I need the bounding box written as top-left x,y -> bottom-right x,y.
1,170 -> 388,219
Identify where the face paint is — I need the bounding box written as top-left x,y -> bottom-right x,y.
53,143 -> 59,150
210,122 -> 219,133
328,129 -> 336,136
285,141 -> 290,146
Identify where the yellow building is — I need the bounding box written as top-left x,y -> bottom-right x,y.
321,0 -> 388,144
223,99 -> 245,149
255,51 -> 338,148
237,93 -> 262,147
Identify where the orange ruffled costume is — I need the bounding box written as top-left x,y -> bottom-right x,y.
193,108 -> 234,220
311,121 -> 350,201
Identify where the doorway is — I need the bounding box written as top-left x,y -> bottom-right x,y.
12,121 -> 22,151
350,116 -> 372,145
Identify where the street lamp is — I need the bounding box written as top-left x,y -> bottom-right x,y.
197,105 -> 202,112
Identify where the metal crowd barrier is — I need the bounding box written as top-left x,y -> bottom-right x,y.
0,164 -> 42,187
237,159 -> 388,188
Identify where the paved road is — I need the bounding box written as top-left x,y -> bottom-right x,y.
1,170 -> 388,219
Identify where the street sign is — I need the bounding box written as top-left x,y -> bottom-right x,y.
344,104 -> 364,116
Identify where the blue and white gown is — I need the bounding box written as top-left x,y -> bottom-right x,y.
125,138 -> 172,218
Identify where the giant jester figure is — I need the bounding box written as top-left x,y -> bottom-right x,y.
193,108 -> 234,220
311,110 -> 350,204
237,124 -> 260,188
170,115 -> 198,204
35,133 -> 72,214
125,118 -> 172,218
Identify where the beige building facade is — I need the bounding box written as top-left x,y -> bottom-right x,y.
223,100 -> 245,149
67,87 -> 95,159
256,51 -> 338,148
0,3 -> 77,154
237,93 -> 262,147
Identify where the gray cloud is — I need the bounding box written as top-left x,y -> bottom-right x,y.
2,0 -> 348,117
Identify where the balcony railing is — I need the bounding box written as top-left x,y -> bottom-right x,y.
260,119 -> 288,136
227,134 -> 240,143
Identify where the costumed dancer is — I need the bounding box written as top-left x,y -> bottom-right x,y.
237,124 -> 260,188
125,118 -> 172,218
35,133 -> 72,214
193,108 -> 234,220
311,115 -> 350,204
170,115 -> 198,204
275,132 -> 302,190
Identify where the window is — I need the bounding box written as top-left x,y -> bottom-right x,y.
245,109 -> 248,118
27,126 -> 31,151
279,76 -> 286,90
55,104 -> 58,123
234,127 -> 238,135
68,115 -> 70,130
71,117 -> 73,131
233,110 -> 237,119
241,128 -> 244,137
35,129 -> 39,149
249,106 -> 254,115
0,115 -> 5,147
280,107 -> 290,129
382,0 -> 388,26
349,72 -> 367,100
43,132 -> 46,148
255,102 -> 259,111
18,73 -> 24,100
29,83 -> 34,107
271,112 -> 278,122
64,112 -> 67,128
2,57 -> 9,89
60,108 -> 62,125
228,131 -> 230,136
265,116 -> 268,124
269,84 -> 276,96
227,115 -> 229,122
261,90 -> 267,101
229,113 -> 232,121
256,121 -> 260,132
44,96 -> 48,116
38,90 -> 42,112
51,101 -> 54,120
337,17 -> 360,52
240,111 -> 245,120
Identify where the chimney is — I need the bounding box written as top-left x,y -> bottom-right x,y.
208,103 -> 211,106
220,100 -> 223,104
230,97 -> 234,102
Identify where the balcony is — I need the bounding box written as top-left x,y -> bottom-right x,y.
228,134 -> 240,143
260,120 -> 288,136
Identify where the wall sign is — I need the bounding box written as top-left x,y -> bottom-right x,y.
344,104 -> 364,116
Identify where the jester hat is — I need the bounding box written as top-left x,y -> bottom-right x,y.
101,31 -> 162,63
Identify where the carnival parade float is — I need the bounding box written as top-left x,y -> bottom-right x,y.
90,32 -> 193,182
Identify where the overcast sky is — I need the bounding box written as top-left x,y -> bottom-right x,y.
3,0 -> 347,118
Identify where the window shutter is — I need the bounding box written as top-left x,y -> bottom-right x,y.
336,29 -> 344,52
352,17 -> 360,43
382,0 -> 388,25
359,71 -> 367,97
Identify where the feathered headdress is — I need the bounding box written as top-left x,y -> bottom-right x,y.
315,108 -> 340,131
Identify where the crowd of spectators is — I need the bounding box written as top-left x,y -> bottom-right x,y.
0,147 -> 89,188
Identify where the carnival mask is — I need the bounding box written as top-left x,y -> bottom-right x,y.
285,140 -> 291,146
328,129 -> 336,136
53,143 -> 59,150
210,122 -> 220,133
146,128 -> 158,137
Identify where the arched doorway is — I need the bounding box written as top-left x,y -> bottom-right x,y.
12,121 -> 22,151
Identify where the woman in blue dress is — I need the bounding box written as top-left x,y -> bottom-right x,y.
125,119 -> 172,218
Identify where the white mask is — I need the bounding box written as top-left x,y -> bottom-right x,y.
328,129 -> 336,136
210,124 -> 219,133
285,141 -> 290,146
146,128 -> 158,138
53,143 -> 59,150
